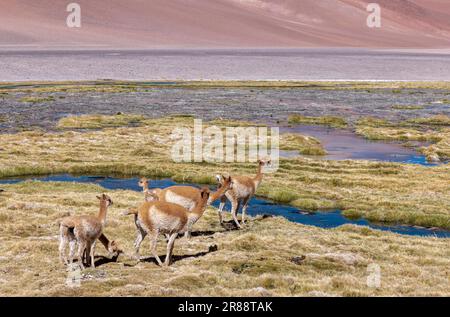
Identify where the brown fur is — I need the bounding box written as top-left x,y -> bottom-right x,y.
138,176 -> 232,237
125,188 -> 210,266
218,160 -> 270,228
59,217 -> 120,261
58,194 -> 113,269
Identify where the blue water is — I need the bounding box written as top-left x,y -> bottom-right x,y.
279,125 -> 443,167
1,174 -> 448,238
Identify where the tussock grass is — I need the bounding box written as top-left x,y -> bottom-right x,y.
0,181 -> 448,296
0,115 -> 449,230
407,115 -> 450,126
58,114 -> 148,129
19,96 -> 55,103
280,134 -> 326,156
288,115 -> 347,128
3,80 -> 450,94
356,115 -> 450,162
392,105 -> 424,110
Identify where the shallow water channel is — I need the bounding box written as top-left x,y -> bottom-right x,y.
1,174 -> 448,238
279,125 -> 439,166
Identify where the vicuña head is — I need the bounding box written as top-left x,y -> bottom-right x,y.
138,177 -> 149,192
209,175 -> 233,204
97,193 -> 113,206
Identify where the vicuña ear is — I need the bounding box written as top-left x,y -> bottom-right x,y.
227,176 -> 232,182
96,195 -> 101,200
215,174 -> 222,182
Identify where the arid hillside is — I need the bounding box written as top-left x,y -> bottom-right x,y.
1,0 -> 449,49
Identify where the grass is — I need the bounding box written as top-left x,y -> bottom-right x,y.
280,133 -> 327,156
3,80 -> 450,94
19,96 -> 55,103
57,113 -> 148,129
392,105 -> 425,110
0,114 -> 448,230
288,115 -> 347,128
0,181 -> 448,296
355,115 -> 450,162
407,115 -> 450,126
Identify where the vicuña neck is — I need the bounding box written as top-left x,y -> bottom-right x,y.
192,199 -> 208,217
209,185 -> 228,203
97,201 -> 108,223
253,164 -> 263,187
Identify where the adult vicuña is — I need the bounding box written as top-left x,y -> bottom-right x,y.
138,176 -> 233,237
59,194 -> 113,269
123,187 -> 210,266
218,159 -> 271,228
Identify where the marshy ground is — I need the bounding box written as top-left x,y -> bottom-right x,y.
0,81 -> 449,296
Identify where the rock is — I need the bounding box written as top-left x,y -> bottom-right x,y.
208,244 -> 218,252
249,287 -> 272,297
124,284 -> 145,292
307,252 -> 362,266
290,255 -> 306,265
428,154 -> 440,163
308,291 -> 336,297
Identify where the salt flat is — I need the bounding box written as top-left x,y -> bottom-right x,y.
1,48 -> 450,81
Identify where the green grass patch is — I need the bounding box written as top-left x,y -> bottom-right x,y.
288,115 -> 347,128
392,105 -> 424,110
407,115 -> 450,126
20,96 -> 55,103
280,133 -> 327,156
57,113 -> 148,129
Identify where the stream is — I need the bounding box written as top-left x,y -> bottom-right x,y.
1,174 -> 448,238
279,125 -> 440,166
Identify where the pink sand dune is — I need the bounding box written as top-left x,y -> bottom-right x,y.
1,0 -> 449,48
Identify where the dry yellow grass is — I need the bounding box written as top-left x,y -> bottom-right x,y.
0,181 -> 448,296
3,80 -> 450,94
280,133 -> 327,156
355,115 -> 450,162
0,115 -> 449,229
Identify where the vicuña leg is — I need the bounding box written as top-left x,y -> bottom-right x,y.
59,231 -> 68,265
68,239 -> 76,265
231,199 -> 242,229
90,241 -> 96,268
150,230 -> 163,266
241,197 -> 250,225
133,228 -> 147,260
218,196 -> 226,224
77,241 -> 86,269
164,233 -> 178,266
